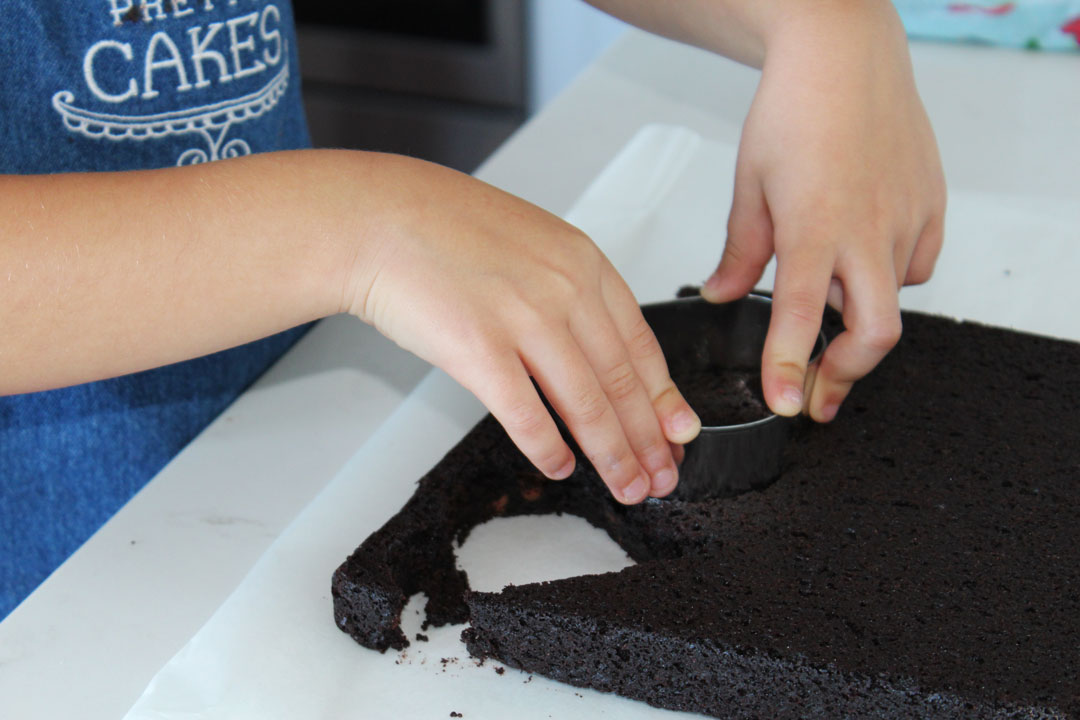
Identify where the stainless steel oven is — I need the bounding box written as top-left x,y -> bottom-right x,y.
295,1 -> 526,172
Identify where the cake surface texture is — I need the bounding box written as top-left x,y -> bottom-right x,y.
332,308 -> 1080,719
673,367 -> 768,426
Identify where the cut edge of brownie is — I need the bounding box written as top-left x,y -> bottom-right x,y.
462,567 -> 1070,720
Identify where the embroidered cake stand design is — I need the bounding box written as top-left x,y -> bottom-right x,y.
52,64 -> 288,166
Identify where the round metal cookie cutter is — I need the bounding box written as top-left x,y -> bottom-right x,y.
641,293 -> 828,501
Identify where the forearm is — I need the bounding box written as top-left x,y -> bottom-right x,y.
0,149 -> 379,395
584,0 -> 905,69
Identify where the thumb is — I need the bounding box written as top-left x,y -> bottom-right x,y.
702,171 -> 774,303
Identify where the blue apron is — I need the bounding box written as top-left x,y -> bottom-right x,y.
1,0 -> 311,618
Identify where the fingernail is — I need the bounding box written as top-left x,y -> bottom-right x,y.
701,274 -> 723,300
651,468 -> 678,496
776,385 -> 803,416
622,475 -> 650,504
669,409 -> 700,436
550,458 -> 575,480
819,403 -> 839,423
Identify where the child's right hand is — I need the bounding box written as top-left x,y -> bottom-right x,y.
341,154 -> 702,504
0,149 -> 698,504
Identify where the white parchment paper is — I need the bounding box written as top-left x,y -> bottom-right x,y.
122,125 -> 1080,720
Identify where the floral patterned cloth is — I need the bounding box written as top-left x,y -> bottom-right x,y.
894,0 -> 1080,49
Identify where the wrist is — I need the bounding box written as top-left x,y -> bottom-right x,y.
761,0 -> 908,66
325,151 -> 426,324
756,0 -> 915,110
275,149 -> 396,322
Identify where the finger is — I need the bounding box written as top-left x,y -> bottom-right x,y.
801,359 -> 822,415
891,223 -> 923,289
522,331 -> 653,505
671,441 -> 685,466
702,166 -> 774,303
761,238 -> 834,417
807,255 -> 902,422
826,277 -> 844,312
905,213 -> 944,286
569,298 -> 682,499
461,352 -> 577,481
600,270 -> 701,446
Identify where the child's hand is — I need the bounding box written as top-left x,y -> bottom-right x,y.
343,155 -> 701,503
1,149 -> 697,505
700,0 -> 946,422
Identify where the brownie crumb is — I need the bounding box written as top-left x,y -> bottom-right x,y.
450,713 -> 462,718
415,633 -> 428,642
494,666 -> 505,675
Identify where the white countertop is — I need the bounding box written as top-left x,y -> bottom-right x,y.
2,29 -> 1077,720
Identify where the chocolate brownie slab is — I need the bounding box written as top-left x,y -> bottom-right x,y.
333,310 -> 1080,718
